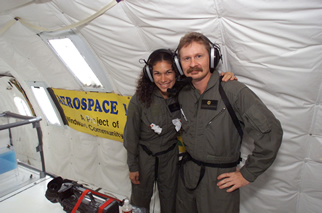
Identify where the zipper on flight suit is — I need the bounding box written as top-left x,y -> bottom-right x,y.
206,107 -> 226,127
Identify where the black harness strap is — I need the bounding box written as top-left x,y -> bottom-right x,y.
219,76 -> 243,143
180,152 -> 240,191
140,143 -> 177,181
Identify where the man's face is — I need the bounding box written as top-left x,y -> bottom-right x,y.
179,41 -> 211,82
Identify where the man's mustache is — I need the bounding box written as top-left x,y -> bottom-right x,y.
187,67 -> 203,74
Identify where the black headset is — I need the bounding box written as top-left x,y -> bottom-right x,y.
173,34 -> 222,74
143,49 -> 175,82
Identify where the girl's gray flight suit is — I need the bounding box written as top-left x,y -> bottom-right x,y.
176,72 -> 283,213
123,91 -> 180,213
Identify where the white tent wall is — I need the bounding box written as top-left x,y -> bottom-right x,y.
0,0 -> 321,212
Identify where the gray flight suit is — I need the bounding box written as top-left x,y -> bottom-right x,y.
123,91 -> 180,213
176,72 -> 283,213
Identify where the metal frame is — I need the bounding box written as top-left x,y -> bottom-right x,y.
0,111 -> 46,178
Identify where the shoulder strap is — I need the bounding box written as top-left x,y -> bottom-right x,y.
219,76 -> 243,144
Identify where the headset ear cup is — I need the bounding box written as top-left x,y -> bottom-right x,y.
173,55 -> 184,76
209,44 -> 222,73
199,34 -> 222,72
209,43 -> 221,70
213,47 -> 221,69
209,46 -> 215,69
144,65 -> 154,82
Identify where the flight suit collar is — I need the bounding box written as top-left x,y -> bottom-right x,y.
205,72 -> 220,92
153,88 -> 175,99
190,72 -> 220,99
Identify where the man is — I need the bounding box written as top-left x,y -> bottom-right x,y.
175,32 -> 283,213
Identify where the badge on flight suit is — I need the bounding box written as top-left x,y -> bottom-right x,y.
201,99 -> 218,110
168,102 -> 180,112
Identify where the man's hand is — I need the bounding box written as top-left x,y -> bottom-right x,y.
221,72 -> 238,82
217,167 -> 250,192
129,171 -> 140,184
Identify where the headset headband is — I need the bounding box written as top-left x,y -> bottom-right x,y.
143,49 -> 174,82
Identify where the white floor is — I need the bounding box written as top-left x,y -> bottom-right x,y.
0,165 -> 124,213
0,166 -> 65,213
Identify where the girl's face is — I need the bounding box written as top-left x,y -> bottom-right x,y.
152,61 -> 176,99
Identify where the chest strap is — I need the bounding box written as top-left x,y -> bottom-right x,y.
219,76 -> 243,144
180,152 -> 241,190
140,143 -> 177,181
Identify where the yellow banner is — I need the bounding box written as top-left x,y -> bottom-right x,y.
50,88 -> 131,142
